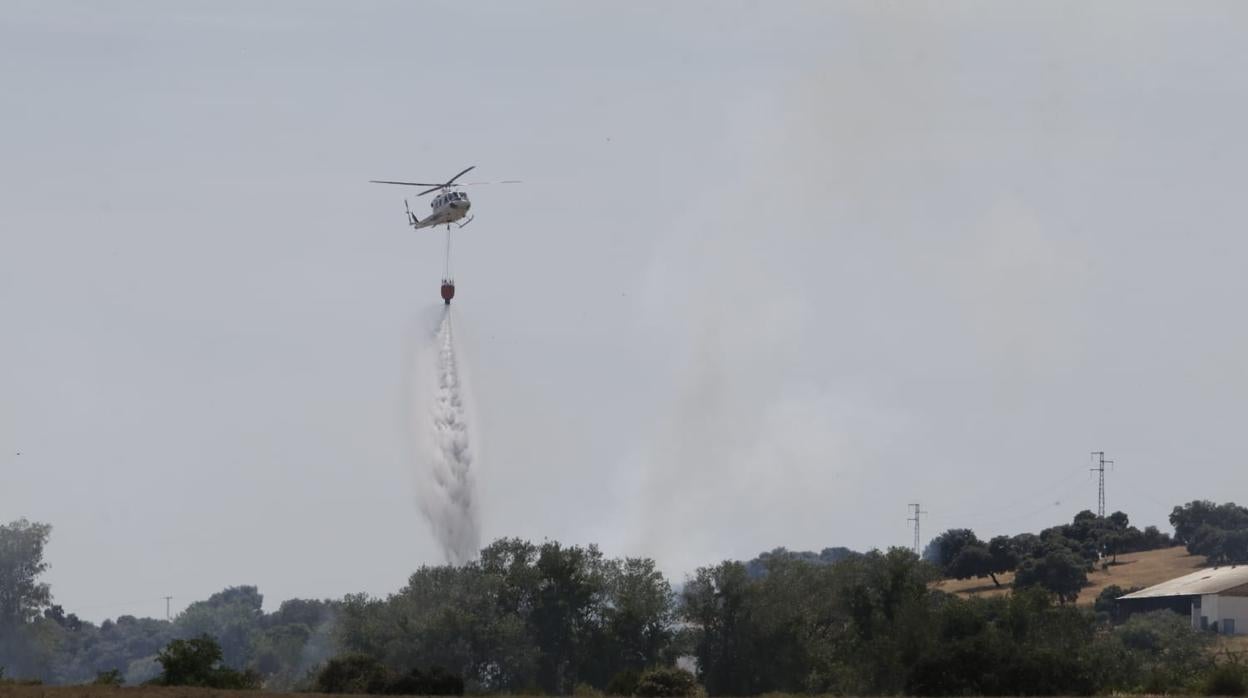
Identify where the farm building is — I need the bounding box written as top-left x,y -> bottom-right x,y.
1118,565 -> 1248,634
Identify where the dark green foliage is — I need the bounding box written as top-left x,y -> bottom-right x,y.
315,653 -> 391,694
0,519 -> 53,627
1112,611 -> 1213,693
607,668 -> 641,696
633,667 -> 699,697
928,530 -> 1022,588
1013,545 -> 1089,603
923,528 -> 980,567
1171,501 -> 1248,564
1205,661 -> 1248,696
0,514 -> 1231,697
337,539 -> 674,695
176,585 -> 265,669
1093,584 -> 1141,622
153,634 -> 260,689
1171,501 -> 1248,545
907,589 -> 1103,696
946,537 -> 1018,587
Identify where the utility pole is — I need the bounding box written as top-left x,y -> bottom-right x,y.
1091,451 -> 1113,517
164,596 -> 172,622
908,503 -> 928,556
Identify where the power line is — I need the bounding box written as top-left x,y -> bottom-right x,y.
1091,451 -> 1114,517
908,502 -> 928,555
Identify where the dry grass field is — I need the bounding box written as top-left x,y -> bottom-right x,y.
931,545 -> 1206,606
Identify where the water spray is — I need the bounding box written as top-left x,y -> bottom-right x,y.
413,307 -> 480,565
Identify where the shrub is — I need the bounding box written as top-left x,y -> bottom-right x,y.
423,666 -> 466,695
607,669 -> 641,696
1206,662 -> 1248,696
386,666 -> 464,696
93,669 -> 124,686
154,635 -> 260,689
315,654 -> 390,694
1094,584 -> 1142,623
633,667 -> 700,697
314,655 -> 464,695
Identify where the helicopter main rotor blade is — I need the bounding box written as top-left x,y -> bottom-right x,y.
371,167 -> 482,196
369,180 -> 446,186
442,165 -> 476,188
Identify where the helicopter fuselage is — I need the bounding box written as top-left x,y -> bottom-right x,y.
412,190 -> 471,229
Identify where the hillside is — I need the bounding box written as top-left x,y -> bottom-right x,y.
932,545 -> 1205,606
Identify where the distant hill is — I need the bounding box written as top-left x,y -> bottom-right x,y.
933,545 -> 1204,606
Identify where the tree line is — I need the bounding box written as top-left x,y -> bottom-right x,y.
2,501 -> 1246,695
925,509 -> 1174,603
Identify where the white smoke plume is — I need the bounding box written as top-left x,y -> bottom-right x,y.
411,307 -> 480,565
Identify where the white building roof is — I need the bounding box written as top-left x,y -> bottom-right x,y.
1119,565 -> 1248,600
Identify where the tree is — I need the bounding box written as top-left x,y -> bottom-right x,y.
923,529 -> 981,568
946,545 -> 995,584
945,537 -> 1018,587
176,585 -> 264,669
602,557 -> 674,677
154,634 -> 258,689
1226,529 -> 1248,564
1191,524 -> 1229,564
680,561 -> 757,696
1093,584 -> 1142,623
0,519 -> 53,626
1012,547 -> 1088,603
1170,501 -> 1248,546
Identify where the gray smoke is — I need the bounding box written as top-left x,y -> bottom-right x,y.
412,307 -> 480,565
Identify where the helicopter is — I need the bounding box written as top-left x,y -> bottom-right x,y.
370,166 -> 518,304
370,165 -> 519,230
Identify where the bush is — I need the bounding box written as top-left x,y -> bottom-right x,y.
633,667 -> 700,697
607,669 -> 641,696
1206,662 -> 1248,696
1094,584 -> 1142,623
388,666 -> 464,696
92,669 -> 124,686
154,635 -> 260,689
315,654 -> 390,694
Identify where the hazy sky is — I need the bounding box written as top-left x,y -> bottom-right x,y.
4,1 -> 1248,621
